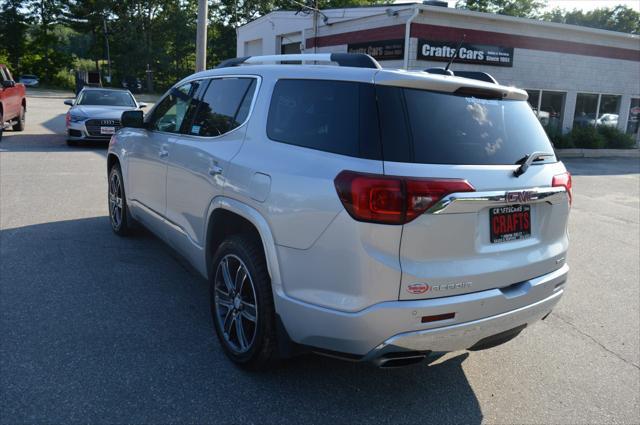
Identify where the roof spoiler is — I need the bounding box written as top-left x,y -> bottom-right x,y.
424,67 -> 499,84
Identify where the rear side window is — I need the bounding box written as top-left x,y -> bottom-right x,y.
378,86 -> 556,165
189,77 -> 256,137
267,79 -> 380,159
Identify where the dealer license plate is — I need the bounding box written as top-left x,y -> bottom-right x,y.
490,205 -> 531,243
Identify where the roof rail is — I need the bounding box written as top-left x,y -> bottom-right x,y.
216,53 -> 381,69
424,67 -> 499,84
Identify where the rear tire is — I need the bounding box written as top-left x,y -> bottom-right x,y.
108,164 -> 131,236
210,234 -> 278,371
12,106 -> 25,131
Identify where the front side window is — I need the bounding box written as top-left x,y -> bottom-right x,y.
77,90 -> 136,107
149,81 -> 200,133
188,77 -> 256,137
378,86 -> 556,165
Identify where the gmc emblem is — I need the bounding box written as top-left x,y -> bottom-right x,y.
506,190 -> 534,203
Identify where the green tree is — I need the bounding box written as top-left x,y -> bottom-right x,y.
543,5 -> 640,34
456,0 -> 546,18
0,0 -> 30,73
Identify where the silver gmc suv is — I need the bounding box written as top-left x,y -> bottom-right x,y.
107,53 -> 571,369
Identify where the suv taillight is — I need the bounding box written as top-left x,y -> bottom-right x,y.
334,171 -> 475,225
552,172 -> 573,206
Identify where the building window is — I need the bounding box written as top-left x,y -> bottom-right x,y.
526,90 -> 565,132
573,93 -> 622,128
281,42 -> 301,55
598,95 -> 621,127
573,93 -> 598,128
627,98 -> 640,137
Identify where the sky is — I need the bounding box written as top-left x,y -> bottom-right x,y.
544,0 -> 640,12
413,0 -> 640,12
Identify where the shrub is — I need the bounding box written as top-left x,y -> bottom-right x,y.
544,125 -> 574,148
569,126 -> 607,149
597,125 -> 636,149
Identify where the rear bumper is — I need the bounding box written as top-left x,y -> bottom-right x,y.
275,264 -> 568,359
363,287 -> 561,363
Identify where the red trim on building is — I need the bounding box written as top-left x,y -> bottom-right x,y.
306,24 -> 405,49
306,22 -> 640,62
411,23 -> 639,62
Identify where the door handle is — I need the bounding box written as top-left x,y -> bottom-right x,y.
208,164 -> 223,176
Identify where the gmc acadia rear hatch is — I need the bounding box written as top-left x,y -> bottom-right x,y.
375,72 -> 571,300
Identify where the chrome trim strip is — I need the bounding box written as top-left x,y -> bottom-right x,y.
427,186 -> 567,215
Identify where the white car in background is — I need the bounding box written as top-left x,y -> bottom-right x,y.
64,88 -> 146,146
596,113 -> 618,127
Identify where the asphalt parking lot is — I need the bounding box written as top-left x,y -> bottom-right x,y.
1,92 -> 639,424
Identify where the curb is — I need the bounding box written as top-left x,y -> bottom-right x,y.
555,148 -> 640,158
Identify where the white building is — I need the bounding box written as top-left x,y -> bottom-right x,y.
236,1 -> 640,141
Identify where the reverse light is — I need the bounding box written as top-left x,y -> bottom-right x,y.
552,172 -> 573,206
334,171 -> 475,225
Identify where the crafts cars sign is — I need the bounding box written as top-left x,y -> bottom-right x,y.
418,40 -> 514,67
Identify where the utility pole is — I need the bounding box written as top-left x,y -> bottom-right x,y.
103,17 -> 112,84
195,0 -> 208,72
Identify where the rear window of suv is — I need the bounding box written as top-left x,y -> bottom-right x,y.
377,86 -> 556,165
267,79 -> 381,159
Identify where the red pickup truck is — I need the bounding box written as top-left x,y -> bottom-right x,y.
0,64 -> 26,141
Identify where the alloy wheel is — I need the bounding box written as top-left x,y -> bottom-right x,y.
109,171 -> 123,229
214,254 -> 258,353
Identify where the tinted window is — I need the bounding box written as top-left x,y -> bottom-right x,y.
267,79 -> 380,159
149,81 -> 200,133
188,78 -> 256,137
77,90 -> 136,107
379,86 -> 556,165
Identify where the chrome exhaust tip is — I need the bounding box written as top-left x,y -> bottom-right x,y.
373,351 -> 429,368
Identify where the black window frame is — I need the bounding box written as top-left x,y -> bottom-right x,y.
182,76 -> 259,139
266,78 -> 382,160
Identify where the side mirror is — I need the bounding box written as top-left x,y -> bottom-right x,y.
64,99 -> 74,106
121,110 -> 144,128
138,102 -> 148,109
1,80 -> 15,88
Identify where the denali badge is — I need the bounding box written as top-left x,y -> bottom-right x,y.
506,190 -> 534,203
407,283 -> 430,294
407,281 -> 473,294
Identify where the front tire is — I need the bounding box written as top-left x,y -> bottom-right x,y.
210,235 -> 278,370
108,164 -> 131,236
12,106 -> 25,131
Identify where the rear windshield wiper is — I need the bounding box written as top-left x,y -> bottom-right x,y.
513,152 -> 555,177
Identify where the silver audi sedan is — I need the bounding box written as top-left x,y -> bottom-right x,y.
64,87 -> 146,146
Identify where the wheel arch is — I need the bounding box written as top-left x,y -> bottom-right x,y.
205,197 -> 282,288
107,153 -> 120,174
